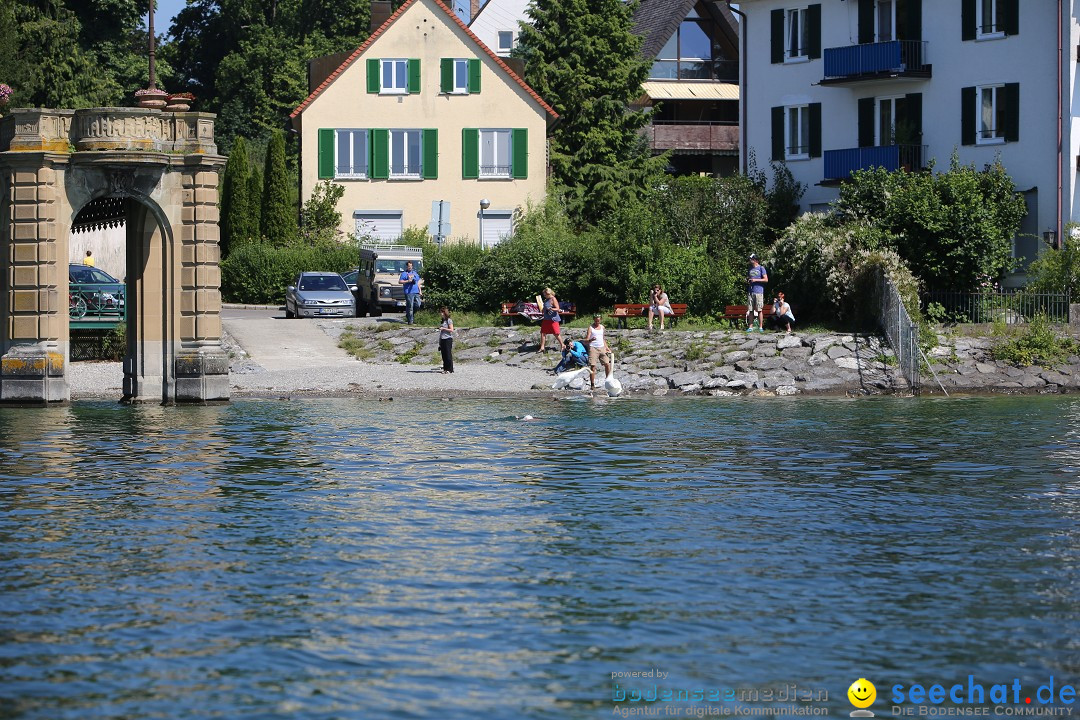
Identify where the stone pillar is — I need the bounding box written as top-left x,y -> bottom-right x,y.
174,165 -> 228,403
0,159 -> 67,404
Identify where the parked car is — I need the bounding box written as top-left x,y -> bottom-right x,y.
285,272 -> 356,318
68,263 -> 125,315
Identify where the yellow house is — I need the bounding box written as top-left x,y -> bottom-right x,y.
290,0 -> 558,246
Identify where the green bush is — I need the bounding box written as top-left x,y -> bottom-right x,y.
1027,225 -> 1080,294
992,314 -> 1077,367
221,241 -> 359,304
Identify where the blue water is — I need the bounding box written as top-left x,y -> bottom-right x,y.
1,397 -> 1079,719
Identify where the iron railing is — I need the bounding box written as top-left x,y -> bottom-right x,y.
923,289 -> 1072,324
824,144 -> 924,180
878,270 -> 921,394
824,39 -> 930,79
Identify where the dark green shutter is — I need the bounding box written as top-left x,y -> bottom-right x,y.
771,106 -> 784,160
440,58 -> 453,93
961,86 -> 976,145
462,128 -> 479,179
808,103 -> 822,158
318,128 -> 335,179
858,98 -> 875,148
511,128 -> 527,179
422,129 -> 438,179
961,0 -> 976,40
807,5 -> 821,59
407,58 -> 420,93
468,59 -> 481,94
858,0 -> 874,43
906,0 -> 923,41
367,59 -> 380,93
1003,83 -> 1020,142
370,128 -> 389,179
903,92 -> 923,142
771,9 -> 784,63
1004,0 -> 1019,35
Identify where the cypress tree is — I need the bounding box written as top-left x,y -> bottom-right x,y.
248,163 -> 264,241
260,129 -> 298,246
517,0 -> 665,226
220,136 -> 251,256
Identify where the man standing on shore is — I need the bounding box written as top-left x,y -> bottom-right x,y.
746,254 -> 768,332
399,261 -> 421,324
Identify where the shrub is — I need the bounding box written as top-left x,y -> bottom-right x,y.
300,180 -> 345,244
991,314 -> 1077,367
220,240 -> 359,304
260,129 -> 298,246
421,241 -> 487,310
1027,225 -> 1080,294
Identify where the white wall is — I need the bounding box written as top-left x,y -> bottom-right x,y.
469,0 -> 530,55
69,225 -> 126,280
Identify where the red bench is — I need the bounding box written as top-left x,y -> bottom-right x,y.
610,302 -> 688,329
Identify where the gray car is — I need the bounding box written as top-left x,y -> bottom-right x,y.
285,272 -> 356,318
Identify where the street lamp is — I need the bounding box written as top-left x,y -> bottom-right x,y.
479,198 -> 491,249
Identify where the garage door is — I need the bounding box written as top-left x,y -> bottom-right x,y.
354,210 -> 403,242
481,210 -> 513,248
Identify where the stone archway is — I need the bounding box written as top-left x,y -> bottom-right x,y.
0,108 -> 229,404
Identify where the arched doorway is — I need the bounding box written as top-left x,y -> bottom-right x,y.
0,107 -> 229,405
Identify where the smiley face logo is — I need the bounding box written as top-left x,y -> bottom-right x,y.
848,678 -> 877,709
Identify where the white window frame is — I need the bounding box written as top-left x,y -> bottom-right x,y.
451,58 -> 469,94
389,129 -> 423,179
875,0 -> 896,42
785,8 -> 809,62
479,129 -> 512,179
497,31 -> 514,55
335,129 -> 368,179
977,84 -> 1006,145
381,58 -> 408,94
876,96 -> 900,146
977,0 -> 1005,39
785,105 -> 810,160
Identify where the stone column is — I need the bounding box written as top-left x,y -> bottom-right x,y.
174,163 -> 228,403
0,158 -> 67,404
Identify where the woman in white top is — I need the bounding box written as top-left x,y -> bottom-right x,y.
648,284 -> 673,331
769,292 -> 796,333
583,313 -> 612,390
438,306 -> 454,373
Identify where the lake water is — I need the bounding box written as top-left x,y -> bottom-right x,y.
1,397 -> 1078,720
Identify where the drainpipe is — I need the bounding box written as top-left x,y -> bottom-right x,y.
726,1 -> 748,174
1058,0 -> 1064,246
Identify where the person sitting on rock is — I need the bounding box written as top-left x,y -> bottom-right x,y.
769,292 -> 796,333
554,337 -> 588,374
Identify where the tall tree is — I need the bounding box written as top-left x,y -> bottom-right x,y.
220,136 -> 253,256
247,163 -> 264,240
517,0 -> 664,226
261,129 -> 298,245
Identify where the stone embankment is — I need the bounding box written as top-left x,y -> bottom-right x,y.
924,332 -> 1080,394
321,323 -> 911,396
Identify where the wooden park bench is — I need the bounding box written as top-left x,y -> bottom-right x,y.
501,298 -> 576,327
721,304 -> 779,328
610,302 -> 689,329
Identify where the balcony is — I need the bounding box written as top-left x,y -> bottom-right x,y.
646,122 -> 739,154
823,144 -> 925,182
822,40 -> 930,85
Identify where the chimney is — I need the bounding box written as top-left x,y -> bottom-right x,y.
371,1 -> 392,32
470,0 -> 480,23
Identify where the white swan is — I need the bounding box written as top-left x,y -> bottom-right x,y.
604,352 -> 623,397
552,366 -> 590,390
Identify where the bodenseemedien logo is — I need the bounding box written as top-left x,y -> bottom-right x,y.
849,678 -> 877,718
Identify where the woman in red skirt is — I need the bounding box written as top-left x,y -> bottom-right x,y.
539,287 -> 563,352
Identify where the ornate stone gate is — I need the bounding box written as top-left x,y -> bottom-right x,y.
0,108 -> 229,404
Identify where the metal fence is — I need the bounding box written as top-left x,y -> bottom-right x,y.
878,271 -> 921,394
923,289 -> 1071,324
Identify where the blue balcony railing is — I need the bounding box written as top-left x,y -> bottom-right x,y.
823,144 -> 925,181
823,40 -> 929,80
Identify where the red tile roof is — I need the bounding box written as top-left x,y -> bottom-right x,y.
290,0 -> 558,121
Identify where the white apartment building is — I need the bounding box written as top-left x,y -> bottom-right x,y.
739,0 -> 1080,277
469,0 -> 528,56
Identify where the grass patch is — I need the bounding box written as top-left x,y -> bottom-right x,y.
413,308 -> 501,328
338,328 -> 375,360
378,339 -> 393,352
374,323 -> 395,333
396,341 -> 422,364
684,341 -> 707,362
991,314 -> 1078,367
871,352 -> 897,366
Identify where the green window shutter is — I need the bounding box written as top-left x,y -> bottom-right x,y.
961,86 -> 976,145
858,0 -> 874,43
468,59 -> 481,94
318,128 -> 335,179
1003,83 -> 1020,142
422,129 -> 438,179
905,0 -> 922,41
440,58 -> 453,93
462,128 -> 479,179
806,5 -> 821,59
407,58 -> 421,93
770,9 -> 784,64
961,0 -> 976,41
1004,0 -> 1019,36
858,98 -> 875,148
511,128 -> 528,179
370,128 -> 389,179
903,92 -> 923,141
367,59 -> 380,93
808,103 -> 822,158
771,106 -> 784,161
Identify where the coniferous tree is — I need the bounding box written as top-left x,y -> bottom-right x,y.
247,163 -> 264,241
261,129 -> 297,245
220,136 -> 252,256
517,0 -> 665,226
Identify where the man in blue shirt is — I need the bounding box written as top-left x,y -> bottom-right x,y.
746,254 -> 768,332
399,261 -> 421,324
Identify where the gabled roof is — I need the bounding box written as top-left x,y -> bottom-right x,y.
290,0 -> 557,120
633,0 -> 739,63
